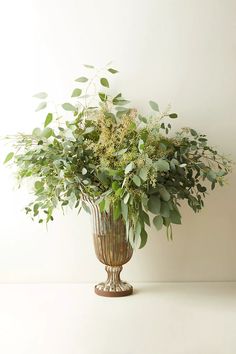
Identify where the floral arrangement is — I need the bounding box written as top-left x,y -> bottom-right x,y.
4,64 -> 232,248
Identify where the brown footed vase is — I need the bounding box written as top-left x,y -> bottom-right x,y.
87,199 -> 133,297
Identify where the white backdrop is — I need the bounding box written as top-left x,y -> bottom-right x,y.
0,0 -> 235,282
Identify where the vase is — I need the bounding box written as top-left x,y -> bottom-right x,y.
86,198 -> 133,297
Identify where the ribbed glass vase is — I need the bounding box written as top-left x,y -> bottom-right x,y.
85,198 -> 133,297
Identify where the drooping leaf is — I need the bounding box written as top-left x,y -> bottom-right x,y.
170,210 -> 181,224
142,210 -> 150,226
62,103 -> 77,111
160,201 -> 170,217
44,113 -> 53,128
75,76 -> 88,82
139,228 -> 148,249
123,193 -> 130,204
82,201 -> 91,214
153,215 -> 163,231
121,201 -> 128,221
35,101 -> 47,112
99,199 -> 106,212
100,78 -> 109,88
71,88 -> 82,97
3,152 -> 14,164
114,202 -> 121,220
132,175 -> 141,187
147,195 -> 161,214
33,92 -> 48,99
149,100 -> 159,112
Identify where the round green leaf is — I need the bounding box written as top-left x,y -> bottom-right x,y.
71,88 -> 82,97
42,127 -> 53,138
153,215 -> 163,231
160,188 -> 171,201
100,78 -> 109,88
169,113 -> 178,119
147,195 -> 161,214
34,181 -> 43,190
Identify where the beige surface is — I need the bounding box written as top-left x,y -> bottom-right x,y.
0,0 -> 235,282
0,283 -> 235,354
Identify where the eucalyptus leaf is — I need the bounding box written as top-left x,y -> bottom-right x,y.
3,152 -> 14,164
100,78 -> 109,88
35,101 -> 47,112
153,215 -> 163,230
62,103 -> 77,111
33,92 -> 48,99
108,68 -> 118,74
147,195 -> 161,214
75,77 -> 88,82
132,175 -> 141,186
44,113 -> 53,128
71,88 -> 82,97
149,100 -> 159,112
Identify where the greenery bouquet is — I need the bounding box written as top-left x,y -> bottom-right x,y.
4,64 -> 232,248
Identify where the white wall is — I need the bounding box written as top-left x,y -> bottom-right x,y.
0,0 -> 235,282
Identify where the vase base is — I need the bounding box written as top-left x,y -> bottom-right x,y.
94,283 -> 133,297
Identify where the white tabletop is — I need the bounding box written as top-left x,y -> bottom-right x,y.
0,282 -> 235,354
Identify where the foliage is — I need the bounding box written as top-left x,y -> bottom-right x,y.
3,63 -> 232,248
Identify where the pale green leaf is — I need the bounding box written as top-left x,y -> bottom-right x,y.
3,152 -> 14,164
125,162 -> 135,174
149,100 -> 159,112
83,64 -> 94,69
153,215 -> 163,231
44,113 -> 53,128
147,195 -> 161,214
62,103 -> 77,111
71,88 -> 82,97
35,101 -> 47,112
75,76 -> 88,82
33,92 -> 48,99
132,175 -> 141,186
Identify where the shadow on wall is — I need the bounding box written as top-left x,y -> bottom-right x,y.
126,171 -> 236,282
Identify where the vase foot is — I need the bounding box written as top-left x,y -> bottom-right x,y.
94,265 -> 133,297
95,282 -> 133,297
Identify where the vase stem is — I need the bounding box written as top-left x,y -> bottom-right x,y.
95,265 -> 133,297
